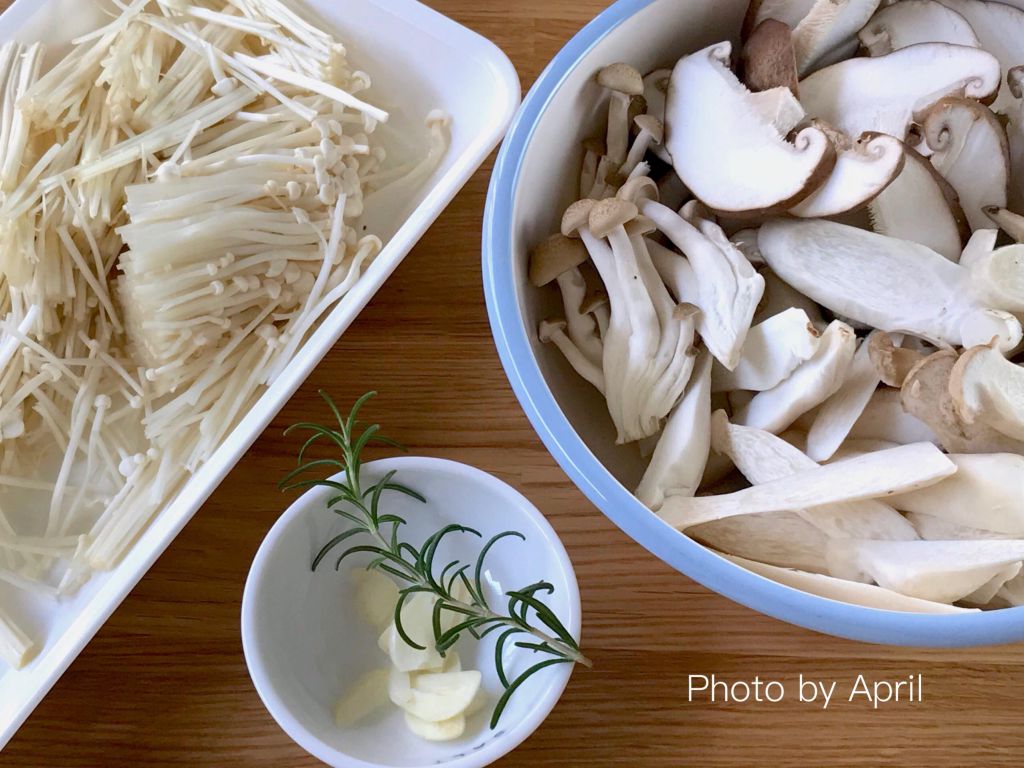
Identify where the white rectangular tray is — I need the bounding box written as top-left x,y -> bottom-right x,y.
0,0 -> 519,749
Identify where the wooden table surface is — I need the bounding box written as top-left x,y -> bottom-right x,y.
5,1 -> 1024,766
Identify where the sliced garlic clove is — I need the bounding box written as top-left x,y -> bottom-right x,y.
403,711 -> 466,742
335,668 -> 390,727
388,593 -> 443,672
353,568 -> 399,631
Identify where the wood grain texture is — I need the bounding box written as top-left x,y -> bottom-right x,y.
4,1 -> 1024,766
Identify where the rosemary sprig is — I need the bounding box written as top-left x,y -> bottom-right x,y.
280,391 -> 591,728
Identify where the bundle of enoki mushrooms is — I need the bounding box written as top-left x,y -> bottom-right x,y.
0,0 -> 448,669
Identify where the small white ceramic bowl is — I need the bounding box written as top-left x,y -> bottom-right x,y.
241,457 -> 580,768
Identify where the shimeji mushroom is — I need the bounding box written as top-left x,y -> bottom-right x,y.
529,234 -> 603,366
825,538 -> 1024,603
889,453 -> 1024,536
733,320 -> 856,435
868,332 -> 926,387
789,128 -> 905,218
539,318 -> 605,394
867,142 -> 969,262
858,0 -> 981,55
596,63 -> 644,167
805,332 -> 883,461
642,200 -> 765,370
658,442 -> 955,530
798,43 -> 1001,138
619,115 -> 664,180
723,553 -> 976,613
901,349 -> 1024,453
579,138 -> 606,198
663,42 -> 835,215
712,307 -> 821,392
635,351 -> 711,510
921,97 -> 1009,232
740,18 -> 800,93
950,344 -> 1024,441
757,219 -> 1023,351
710,411 -> 917,541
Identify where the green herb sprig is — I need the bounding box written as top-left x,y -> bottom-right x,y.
280,391 -> 590,728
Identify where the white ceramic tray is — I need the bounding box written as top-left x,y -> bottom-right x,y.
0,0 -> 519,749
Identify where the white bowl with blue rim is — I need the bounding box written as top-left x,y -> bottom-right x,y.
481,0 -> 1024,647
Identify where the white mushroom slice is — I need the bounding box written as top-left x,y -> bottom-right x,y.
891,453 -> 1024,536
934,0 -> 1024,112
740,19 -> 800,94
790,130 -> 904,218
664,42 -> 834,215
963,563 -> 1022,606
757,219 -> 1023,351
906,511 -> 1016,541
723,553 -> 977,613
712,308 -> 821,392
790,0 -> 883,75
635,352 -> 711,511
745,0 -> 818,35
902,349 -> 1024,453
711,411 -> 917,540
998,571 -> 1024,605
404,711 -> 466,742
354,568 -> 399,631
859,0 -> 981,56
826,539 -> 1024,603
659,442 -> 955,530
729,229 -> 764,265
867,142 -> 968,262
950,343 -> 1024,440
828,438 -> 901,460
921,97 -> 1009,232
805,335 -> 882,462
967,244 -> 1024,313
335,668 -> 390,726
747,86 -> 807,135
849,388 -> 940,445
690,512 -> 829,572
642,200 -> 764,370
734,320 -> 856,435
755,268 -> 826,329
798,43 -> 1000,138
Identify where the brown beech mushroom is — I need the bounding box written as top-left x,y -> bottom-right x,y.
619,114 -> 664,179
921,97 -> 1009,232
596,63 -> 644,167
858,0 -> 981,56
950,344 -> 1024,441
799,43 -> 1001,138
740,18 -> 800,93
538,316 -> 605,394
579,137 -> 606,198
664,42 -> 835,215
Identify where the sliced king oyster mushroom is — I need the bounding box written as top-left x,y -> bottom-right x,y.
950,343 -> 1024,441
921,96 -> 1009,232
859,0 -> 981,56
867,140 -> 969,262
798,43 -> 1001,138
663,42 -> 835,215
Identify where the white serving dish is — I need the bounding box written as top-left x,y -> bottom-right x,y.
0,0 -> 519,749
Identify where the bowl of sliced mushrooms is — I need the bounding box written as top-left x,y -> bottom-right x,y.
483,0 -> 1024,645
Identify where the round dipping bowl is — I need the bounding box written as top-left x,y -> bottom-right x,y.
481,0 -> 1024,646
242,457 -> 580,768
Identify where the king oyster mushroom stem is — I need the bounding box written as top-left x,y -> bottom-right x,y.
734,320 -> 856,435
712,307 -> 821,392
529,234 -> 603,366
966,242 -> 1024,313
663,42 -> 835,215
901,349 -> 1024,453
825,538 -> 1024,604
691,511 -> 831,573
921,96 -> 1009,232
858,0 -> 981,56
868,332 -> 926,387
805,332 -> 883,462
641,200 -> 765,370
723,553 -> 976,614
740,18 -> 800,94
960,228 -> 1000,269
907,512 -> 1015,542
711,411 -> 917,541
950,343 -> 1024,441
658,442 -> 956,530
867,141 -> 969,262
538,317 -> 605,394
635,351 -> 712,510
596,63 -> 644,167
789,0 -> 883,76
757,219 -> 1024,351
789,128 -> 905,218
798,43 -> 1001,138
849,388 -> 940,444
984,206 -> 1024,243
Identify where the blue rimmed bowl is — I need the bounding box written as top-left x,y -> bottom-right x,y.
481,0 -> 1024,646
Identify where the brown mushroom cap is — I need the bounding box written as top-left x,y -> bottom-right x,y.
868,332 -> 927,388
633,113 -> 664,144
675,302 -> 701,321
528,233 -> 590,287
616,175 -> 660,205
740,18 -> 799,95
538,317 -> 568,343
625,215 -> 657,239
581,289 -> 609,315
627,95 -> 648,127
597,63 -> 644,96
561,199 -> 597,238
589,198 -> 639,238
